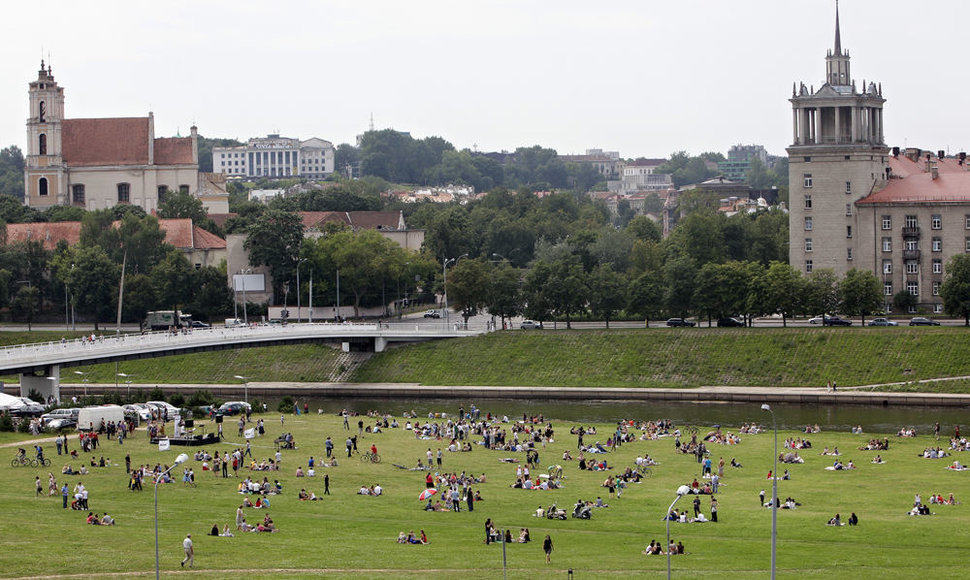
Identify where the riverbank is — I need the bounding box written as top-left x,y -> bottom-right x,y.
55,381 -> 970,408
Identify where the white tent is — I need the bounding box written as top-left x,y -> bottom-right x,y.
0,392 -> 39,412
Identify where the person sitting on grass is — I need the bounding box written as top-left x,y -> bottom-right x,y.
827,514 -> 842,526
848,513 -> 858,526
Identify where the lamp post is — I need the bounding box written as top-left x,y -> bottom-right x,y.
154,452 -> 189,580
762,403 -> 778,580
117,373 -> 134,401
666,484 -> 691,579
73,370 -> 89,398
234,375 -> 250,405
295,258 -> 306,323
442,254 -> 468,327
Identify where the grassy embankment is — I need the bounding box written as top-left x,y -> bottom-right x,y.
6,328 -> 970,391
0,411 -> 968,578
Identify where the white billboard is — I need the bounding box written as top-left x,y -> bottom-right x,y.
232,274 -> 266,293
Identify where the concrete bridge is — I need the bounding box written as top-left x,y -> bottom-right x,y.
4,321 -> 489,401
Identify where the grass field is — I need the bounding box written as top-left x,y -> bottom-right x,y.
2,409 -> 969,578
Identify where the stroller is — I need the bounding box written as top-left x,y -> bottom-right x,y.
545,503 -> 567,520
572,501 -> 592,520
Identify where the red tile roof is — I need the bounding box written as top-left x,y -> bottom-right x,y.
857,155 -> 970,205
63,118 -> 150,166
153,137 -> 194,165
5,222 -> 81,250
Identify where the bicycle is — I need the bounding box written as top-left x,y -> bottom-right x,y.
11,455 -> 29,468
360,451 -> 381,464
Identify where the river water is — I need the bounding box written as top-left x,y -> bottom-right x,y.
274,397 -> 967,435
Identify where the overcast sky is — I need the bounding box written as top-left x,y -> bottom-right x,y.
1,1 -> 966,160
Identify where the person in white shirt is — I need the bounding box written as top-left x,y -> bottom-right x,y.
181,534 -> 193,568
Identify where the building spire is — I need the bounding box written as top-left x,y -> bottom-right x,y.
834,0 -> 842,56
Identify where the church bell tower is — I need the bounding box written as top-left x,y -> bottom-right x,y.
24,60 -> 67,206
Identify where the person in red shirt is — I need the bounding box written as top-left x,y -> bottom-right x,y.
370,444 -> 378,456
425,473 -> 434,488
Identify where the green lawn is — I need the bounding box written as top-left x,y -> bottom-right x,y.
1,411 -> 969,578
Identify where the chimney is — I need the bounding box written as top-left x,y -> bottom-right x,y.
931,165 -> 939,180
938,150 -> 946,160
892,146 -> 900,157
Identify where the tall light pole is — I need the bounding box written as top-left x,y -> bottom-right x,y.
118,373 -> 134,400
234,375 -> 250,405
73,370 -> 89,398
295,258 -> 306,323
155,452 -> 189,580
667,484 -> 691,580
762,403 -> 778,580
442,254 -> 468,327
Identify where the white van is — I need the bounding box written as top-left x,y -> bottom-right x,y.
77,404 -> 125,431
225,318 -> 242,328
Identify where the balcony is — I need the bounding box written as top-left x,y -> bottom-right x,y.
902,226 -> 920,238
903,250 -> 921,260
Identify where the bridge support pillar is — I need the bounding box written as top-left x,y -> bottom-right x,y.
342,342 -> 350,353
20,365 -> 60,403
374,337 -> 388,353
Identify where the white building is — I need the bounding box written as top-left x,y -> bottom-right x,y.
212,134 -> 335,179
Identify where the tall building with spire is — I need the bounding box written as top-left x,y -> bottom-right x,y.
23,62 -> 199,212
787,3 -> 889,278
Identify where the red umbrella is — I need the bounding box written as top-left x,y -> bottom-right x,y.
419,489 -> 437,501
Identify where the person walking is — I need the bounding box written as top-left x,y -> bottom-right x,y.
325,436 -> 333,458
759,489 -> 765,506
35,476 -> 42,496
542,535 -> 553,563
125,453 -> 131,474
711,496 -> 719,522
346,437 -> 353,458
61,483 -> 69,509
324,473 -> 330,495
181,534 -> 194,568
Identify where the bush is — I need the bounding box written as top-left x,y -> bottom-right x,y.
168,393 -> 185,408
101,391 -> 122,405
148,386 -> 166,401
187,389 -> 216,408
0,412 -> 13,432
277,396 -> 294,414
16,416 -> 31,433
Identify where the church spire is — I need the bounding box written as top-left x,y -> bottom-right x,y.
834,0 -> 842,56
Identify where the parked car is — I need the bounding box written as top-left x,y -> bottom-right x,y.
423,309 -> 442,319
520,320 -> 543,330
822,316 -> 852,326
123,403 -> 153,421
909,317 -> 941,326
716,317 -> 745,327
190,320 -> 210,329
666,318 -> 696,327
218,401 -> 252,416
145,401 -> 181,419
808,316 -> 825,325
41,408 -> 79,426
868,318 -> 898,327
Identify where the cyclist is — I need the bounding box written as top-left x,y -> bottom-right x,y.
35,445 -> 45,462
17,448 -> 26,460
370,444 -> 378,457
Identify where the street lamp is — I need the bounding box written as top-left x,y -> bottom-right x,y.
295,258 -> 306,323
73,370 -> 89,398
117,373 -> 134,400
234,375 -> 250,405
442,254 -> 468,326
762,403 -> 778,580
154,452 -> 189,580
666,484 -> 692,579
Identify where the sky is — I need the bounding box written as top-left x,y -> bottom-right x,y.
1,1 -> 967,160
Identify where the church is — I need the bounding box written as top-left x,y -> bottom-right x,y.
22,61 -> 199,213
788,6 -> 970,315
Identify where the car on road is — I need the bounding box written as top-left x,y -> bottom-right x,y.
822,316 -> 852,326
716,317 -> 745,327
190,320 -> 210,329
808,316 -> 825,324
519,320 -> 543,330
423,309 -> 442,319
218,401 -> 252,416
868,318 -> 898,327
666,318 -> 696,327
909,317 -> 941,326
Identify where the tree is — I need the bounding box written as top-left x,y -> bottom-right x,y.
334,143 -> 359,178
626,215 -> 662,243
244,209 -> 305,302
0,146 -> 25,200
758,261 -> 801,326
628,271 -> 665,327
485,262 -> 521,328
445,258 -> 491,325
892,290 -> 917,314
545,257 -> 587,328
693,262 -> 751,325
158,190 -> 208,224
10,284 -> 40,330
587,265 -> 626,328
521,261 -> 555,325
151,249 -> 197,316
802,269 -> 840,317
940,254 -> 970,325
51,245 -> 119,330
839,269 -> 884,325
189,266 -> 234,321
663,256 -> 697,318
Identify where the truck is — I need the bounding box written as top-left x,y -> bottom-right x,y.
145,310 -> 191,331
77,405 -> 125,431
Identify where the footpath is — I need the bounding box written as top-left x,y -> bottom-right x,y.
55,380 -> 970,408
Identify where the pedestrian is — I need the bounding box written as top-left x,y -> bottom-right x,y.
61,483 -> 69,509
181,534 -> 193,568
346,437 -> 353,458
693,496 -> 701,518
711,473 -> 719,493
325,436 -> 333,458
35,476 -> 42,496
280,414 -> 285,426
343,411 -> 349,430
437,448 -> 443,469
245,441 -> 252,458
759,489 -> 765,506
324,473 -> 330,495
543,534 -> 553,563
467,487 -> 474,512
56,435 -> 63,456
711,496 -> 718,522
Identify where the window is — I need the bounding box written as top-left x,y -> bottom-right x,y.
932,215 -> 942,229
933,259 -> 943,274
804,217 -> 813,231
158,185 -> 168,203
38,133 -> 47,155
803,174 -> 813,188
71,184 -> 85,205
883,260 -> 892,274
965,215 -> 970,229
906,260 -> 919,274
805,260 -> 813,273
884,283 -> 893,296
908,304 -> 918,314
882,216 -> 892,230
966,237 -> 970,252
845,204 -> 852,216
905,239 -> 918,251
38,177 -> 48,197
805,239 -> 813,252
932,237 -> 942,252
179,185 -> 189,194
847,225 -> 852,238
932,281 -> 940,296
804,156 -> 811,162
905,215 -> 918,228
882,237 -> 892,252
804,195 -> 812,209
39,100 -> 46,122
845,181 -> 852,194
935,303 -> 944,313
847,248 -> 853,261
907,282 -> 919,296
